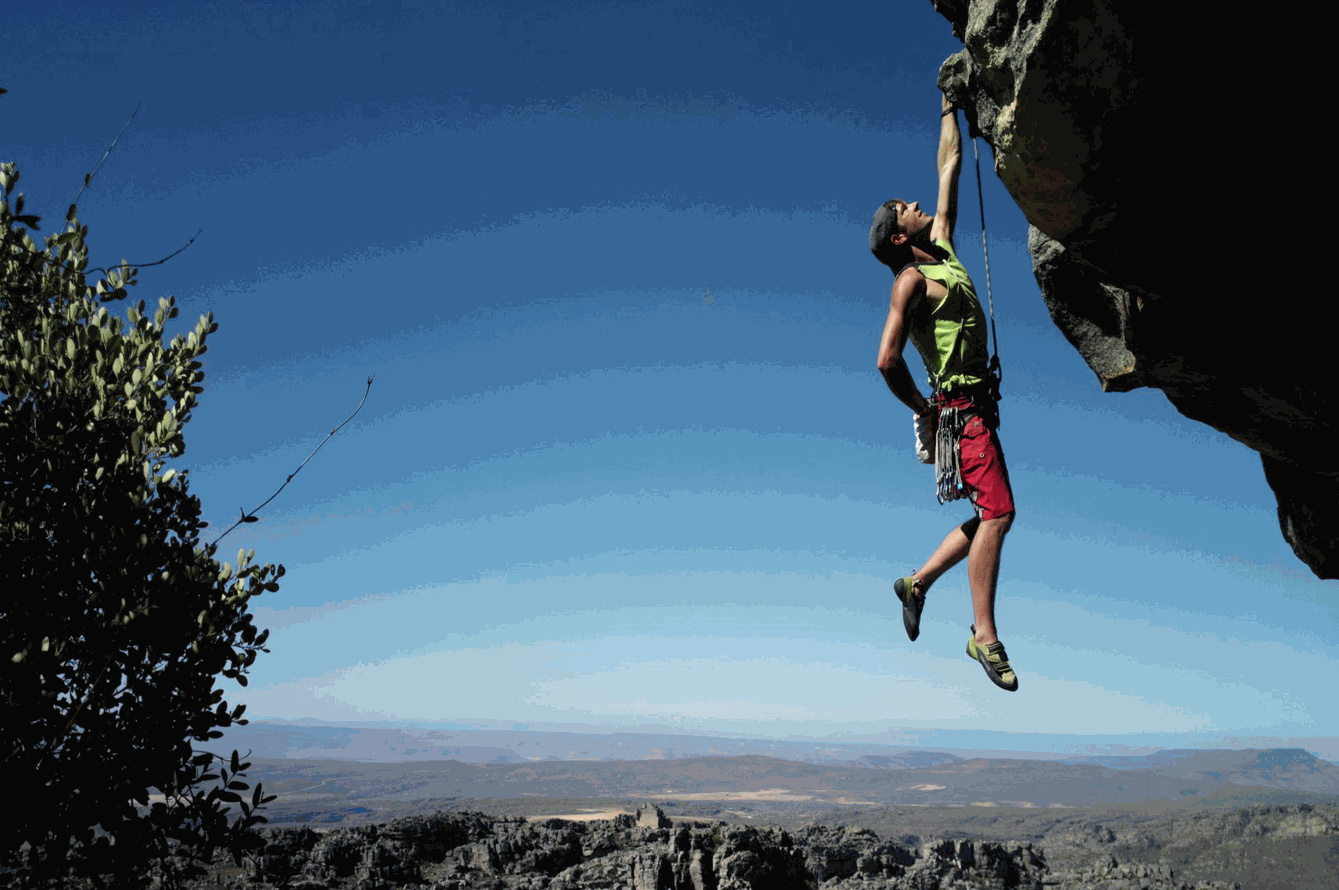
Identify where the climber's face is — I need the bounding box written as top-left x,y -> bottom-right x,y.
891,200 -> 932,242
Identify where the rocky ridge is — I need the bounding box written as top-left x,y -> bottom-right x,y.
165,804 -> 1254,890
930,0 -> 1337,577
1036,802 -> 1339,887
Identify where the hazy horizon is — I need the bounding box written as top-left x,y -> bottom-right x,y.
225,717 -> 1339,764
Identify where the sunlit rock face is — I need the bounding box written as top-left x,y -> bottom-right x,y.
931,0 -> 1337,578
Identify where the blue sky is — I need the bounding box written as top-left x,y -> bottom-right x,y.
8,0 -> 1336,756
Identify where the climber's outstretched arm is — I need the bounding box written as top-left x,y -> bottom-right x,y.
931,92 -> 962,247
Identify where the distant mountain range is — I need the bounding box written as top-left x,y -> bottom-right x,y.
217,721 -> 1339,779
1058,747 -> 1339,795
204,722 -> 1339,831
243,750 -> 1339,816
215,721 -> 972,766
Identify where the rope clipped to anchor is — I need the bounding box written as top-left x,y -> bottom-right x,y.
972,136 -> 1003,404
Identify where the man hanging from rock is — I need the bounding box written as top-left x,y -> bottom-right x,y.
868,92 -> 1018,692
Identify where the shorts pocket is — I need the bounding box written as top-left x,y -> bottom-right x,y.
957,414 -> 993,476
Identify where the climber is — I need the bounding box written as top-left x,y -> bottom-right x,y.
867,92 -> 1018,692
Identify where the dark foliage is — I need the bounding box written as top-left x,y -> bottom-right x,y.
0,161 -> 279,888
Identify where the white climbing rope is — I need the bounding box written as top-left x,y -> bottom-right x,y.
972,136 -> 1002,397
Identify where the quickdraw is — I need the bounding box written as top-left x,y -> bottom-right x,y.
935,404 -> 969,505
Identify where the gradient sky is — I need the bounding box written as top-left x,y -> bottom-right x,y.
8,0 -> 1336,756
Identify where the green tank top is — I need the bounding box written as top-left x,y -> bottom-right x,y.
906,238 -> 989,393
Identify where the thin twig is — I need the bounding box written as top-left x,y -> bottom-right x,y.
209,374 -> 377,548
15,230 -> 204,285
100,229 -> 202,274
10,96 -> 198,285
71,102 -> 142,209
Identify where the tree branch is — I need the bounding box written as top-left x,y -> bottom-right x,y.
210,374 -> 376,547
71,102 -> 141,209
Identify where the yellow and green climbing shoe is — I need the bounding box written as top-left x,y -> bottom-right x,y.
894,575 -> 925,642
966,626 -> 1018,691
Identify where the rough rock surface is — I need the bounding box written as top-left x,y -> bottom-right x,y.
163,804 -> 1255,890
931,0 -> 1337,578
1037,802 -> 1339,888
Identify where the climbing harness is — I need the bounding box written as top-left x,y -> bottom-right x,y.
932,136 -> 1003,506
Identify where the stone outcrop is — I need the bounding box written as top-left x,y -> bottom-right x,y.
637,802 -> 674,830
33,802 -> 1333,888
161,805 -> 1259,890
1044,857 -> 1236,890
1038,802 -> 1339,883
931,0 -> 1338,578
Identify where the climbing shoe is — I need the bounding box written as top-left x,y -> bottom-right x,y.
966,625 -> 1018,691
893,575 -> 925,642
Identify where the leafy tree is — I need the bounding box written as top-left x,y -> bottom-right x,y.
0,161 -> 280,886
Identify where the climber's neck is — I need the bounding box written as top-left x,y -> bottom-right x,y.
909,243 -> 940,265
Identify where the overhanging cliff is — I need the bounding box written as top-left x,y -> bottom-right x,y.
931,0 -> 1338,578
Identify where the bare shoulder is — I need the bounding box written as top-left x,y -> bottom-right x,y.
890,265 -> 926,310
901,260 -> 949,305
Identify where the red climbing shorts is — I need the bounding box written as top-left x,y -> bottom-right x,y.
937,391 -> 1016,522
